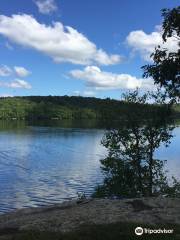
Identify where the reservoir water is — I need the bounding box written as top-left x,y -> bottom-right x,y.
0,121 -> 179,213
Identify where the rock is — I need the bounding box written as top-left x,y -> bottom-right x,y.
0,198 -> 179,233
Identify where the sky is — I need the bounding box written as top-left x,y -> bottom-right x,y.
0,0 -> 179,99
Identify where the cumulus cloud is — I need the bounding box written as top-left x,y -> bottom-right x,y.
70,66 -> 155,90
0,65 -> 12,76
34,0 -> 58,15
14,66 -> 31,77
0,14 -> 122,65
7,79 -> 32,89
126,27 -> 179,61
0,79 -> 32,89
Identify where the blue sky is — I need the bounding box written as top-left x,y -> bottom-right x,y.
0,0 -> 179,99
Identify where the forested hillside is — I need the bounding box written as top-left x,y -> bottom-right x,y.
0,96 -> 178,120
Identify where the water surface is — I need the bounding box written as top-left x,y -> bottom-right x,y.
0,121 -> 179,213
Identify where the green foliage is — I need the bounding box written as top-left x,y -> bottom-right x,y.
172,103 -> 180,117
94,122 -> 173,198
93,90 -> 179,198
0,96 -> 99,120
122,88 -> 148,104
142,7 -> 180,101
0,98 -> 35,120
162,7 -> 180,41
0,95 -> 175,121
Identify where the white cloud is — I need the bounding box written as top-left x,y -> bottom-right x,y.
0,65 -> 12,76
94,49 -> 121,66
0,65 -> 32,89
7,79 -> 32,89
0,79 -> 32,89
0,65 -> 31,78
34,0 -> 57,14
0,14 -> 122,65
14,66 -> 31,77
126,27 -> 179,61
70,66 -> 155,90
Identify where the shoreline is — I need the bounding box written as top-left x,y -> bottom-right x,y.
0,197 -> 180,233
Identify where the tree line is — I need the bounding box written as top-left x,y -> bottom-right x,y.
0,95 -> 178,120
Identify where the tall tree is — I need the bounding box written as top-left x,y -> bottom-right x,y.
142,7 -> 180,102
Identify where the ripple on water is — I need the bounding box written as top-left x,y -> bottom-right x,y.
0,125 -> 179,213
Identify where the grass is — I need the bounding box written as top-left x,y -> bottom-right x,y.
0,222 -> 180,240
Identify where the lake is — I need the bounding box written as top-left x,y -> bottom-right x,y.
0,120 -> 179,213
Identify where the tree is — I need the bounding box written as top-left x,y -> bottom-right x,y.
93,91 -> 176,198
142,7 -> 180,102
94,119 -> 173,198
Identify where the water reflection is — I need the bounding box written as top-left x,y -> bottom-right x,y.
94,119 -> 180,198
156,126 -> 180,179
0,124 -> 106,213
0,120 -> 179,213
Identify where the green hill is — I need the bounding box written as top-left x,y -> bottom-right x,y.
0,95 -> 177,121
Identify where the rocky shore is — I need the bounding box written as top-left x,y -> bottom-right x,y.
0,197 -> 180,235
